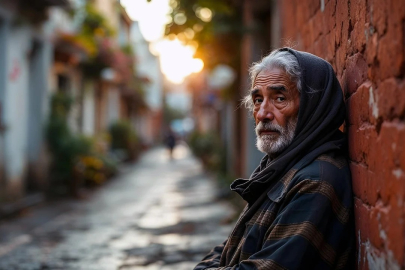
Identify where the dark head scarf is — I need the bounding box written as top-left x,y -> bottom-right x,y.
231,48 -> 346,204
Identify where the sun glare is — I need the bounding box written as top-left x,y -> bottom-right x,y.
121,0 -> 170,42
196,7 -> 213,22
121,0 -> 204,83
152,38 -> 204,83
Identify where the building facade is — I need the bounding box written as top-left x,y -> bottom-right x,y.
0,0 -> 161,210
0,0 -> 67,204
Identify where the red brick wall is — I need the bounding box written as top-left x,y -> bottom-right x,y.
278,0 -> 405,268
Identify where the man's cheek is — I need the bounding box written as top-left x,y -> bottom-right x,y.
253,114 -> 259,125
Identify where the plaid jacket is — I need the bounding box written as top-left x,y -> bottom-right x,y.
194,152 -> 354,270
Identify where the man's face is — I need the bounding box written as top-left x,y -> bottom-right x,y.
251,68 -> 300,156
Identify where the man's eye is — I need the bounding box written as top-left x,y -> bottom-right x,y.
254,97 -> 263,104
275,97 -> 286,103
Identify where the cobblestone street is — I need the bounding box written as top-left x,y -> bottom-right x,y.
0,145 -> 235,270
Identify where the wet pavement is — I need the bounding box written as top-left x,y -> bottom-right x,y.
0,145 -> 236,270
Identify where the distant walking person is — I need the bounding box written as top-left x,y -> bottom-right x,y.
164,129 -> 176,159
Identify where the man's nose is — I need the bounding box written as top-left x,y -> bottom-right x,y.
256,100 -> 275,122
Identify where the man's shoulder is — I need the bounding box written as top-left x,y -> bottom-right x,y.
268,152 -> 352,203
288,152 -> 352,200
294,152 -> 350,181
295,153 -> 350,181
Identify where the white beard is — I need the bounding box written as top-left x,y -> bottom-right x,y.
255,117 -> 298,156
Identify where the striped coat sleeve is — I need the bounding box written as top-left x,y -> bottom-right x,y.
194,240 -> 227,270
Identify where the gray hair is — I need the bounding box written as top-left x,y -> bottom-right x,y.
242,49 -> 302,112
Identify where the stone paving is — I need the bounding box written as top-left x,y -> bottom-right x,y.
0,145 -> 236,270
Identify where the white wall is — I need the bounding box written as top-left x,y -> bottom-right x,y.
27,39 -> 53,164
132,113 -> 153,146
118,17 -> 130,46
48,7 -> 76,34
82,81 -> 96,136
106,87 -> 120,126
0,18 -> 7,176
0,2 -> 89,199
131,22 -> 162,111
0,4 -> 57,195
3,24 -> 31,181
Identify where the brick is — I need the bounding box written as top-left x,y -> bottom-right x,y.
307,17 -> 316,45
324,30 -> 336,62
390,123 -> 405,170
356,244 -> 368,270
369,203 -> 386,249
301,22 -> 312,49
351,162 -> 378,205
369,123 -> 405,204
365,32 -> 378,79
347,82 -> 371,127
377,79 -> 405,120
372,122 -> 405,169
366,170 -> 379,205
354,198 -> 371,244
281,0 -> 299,39
335,0 -> 349,46
400,134 -> 405,171
313,38 -> 328,60
345,53 -> 368,95
279,0 -> 295,39
366,83 -> 379,125
295,1 -> 308,29
349,0 -> 367,52
307,0 -> 320,18
339,69 -> 347,97
349,0 -> 365,23
350,157 -> 381,208
321,0 -> 336,34
311,11 -> 324,42
389,0 -> 405,30
335,45 -> 346,77
370,196 -> 405,265
385,195 -> 405,264
348,124 -> 377,164
368,0 -> 387,35
377,24 -> 404,80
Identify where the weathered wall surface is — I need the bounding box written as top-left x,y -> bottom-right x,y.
279,0 -> 405,269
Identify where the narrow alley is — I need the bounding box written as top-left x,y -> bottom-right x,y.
0,145 -> 236,270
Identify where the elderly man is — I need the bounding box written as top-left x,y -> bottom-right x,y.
194,48 -> 355,269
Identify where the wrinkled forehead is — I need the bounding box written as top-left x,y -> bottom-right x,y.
252,68 -> 297,91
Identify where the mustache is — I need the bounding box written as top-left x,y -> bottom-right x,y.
255,121 -> 284,136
